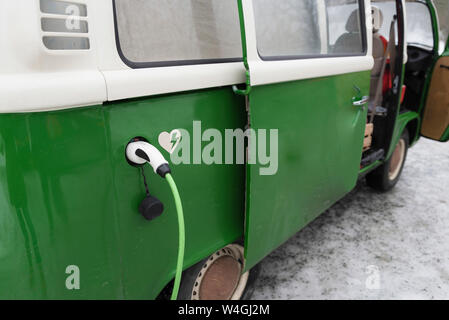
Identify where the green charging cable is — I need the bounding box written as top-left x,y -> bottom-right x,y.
166,173 -> 185,300
126,140 -> 186,300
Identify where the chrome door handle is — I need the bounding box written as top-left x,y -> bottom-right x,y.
353,96 -> 370,106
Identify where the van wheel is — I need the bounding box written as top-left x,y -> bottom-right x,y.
366,130 -> 409,192
176,244 -> 260,300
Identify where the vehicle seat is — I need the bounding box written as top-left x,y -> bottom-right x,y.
370,6 -> 386,102
333,10 -> 363,54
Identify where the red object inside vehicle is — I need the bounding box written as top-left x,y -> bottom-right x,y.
400,85 -> 406,104
379,36 -> 407,104
383,63 -> 392,94
382,64 -> 407,104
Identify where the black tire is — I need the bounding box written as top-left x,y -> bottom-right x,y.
366,130 -> 409,192
157,244 -> 260,300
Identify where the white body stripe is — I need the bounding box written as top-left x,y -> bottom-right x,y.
0,0 -> 389,112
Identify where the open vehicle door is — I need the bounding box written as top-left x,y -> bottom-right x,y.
421,42 -> 449,142
240,0 -> 373,269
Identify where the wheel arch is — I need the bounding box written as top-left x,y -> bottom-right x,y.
386,112 -> 419,159
405,118 -> 419,146
156,241 -> 255,300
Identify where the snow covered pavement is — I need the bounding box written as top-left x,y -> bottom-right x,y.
252,138 -> 449,300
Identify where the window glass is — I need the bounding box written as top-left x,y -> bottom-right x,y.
41,18 -> 89,33
406,2 -> 434,49
43,36 -> 90,50
434,0 -> 449,53
114,0 -> 242,66
252,0 -> 365,59
40,0 -> 87,16
372,1 -> 396,41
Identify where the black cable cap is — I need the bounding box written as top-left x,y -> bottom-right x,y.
139,195 -> 164,221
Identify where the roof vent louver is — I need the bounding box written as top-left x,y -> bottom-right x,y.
39,0 -> 90,50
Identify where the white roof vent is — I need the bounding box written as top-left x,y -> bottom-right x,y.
39,0 -> 90,50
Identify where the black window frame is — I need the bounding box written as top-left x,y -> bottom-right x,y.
112,0 -> 243,69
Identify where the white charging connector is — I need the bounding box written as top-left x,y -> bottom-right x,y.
126,141 -> 171,177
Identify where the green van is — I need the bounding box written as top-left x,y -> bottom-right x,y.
0,0 -> 448,300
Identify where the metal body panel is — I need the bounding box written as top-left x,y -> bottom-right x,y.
0,107 -> 122,299
244,71 -> 370,269
105,89 -> 246,299
0,88 -> 246,299
390,111 -> 420,154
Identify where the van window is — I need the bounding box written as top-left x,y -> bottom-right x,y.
406,1 -> 434,50
435,0 -> 449,53
252,0 -> 365,59
373,1 -> 396,42
113,0 -> 242,67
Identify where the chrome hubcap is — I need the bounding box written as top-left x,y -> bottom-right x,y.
191,244 -> 249,300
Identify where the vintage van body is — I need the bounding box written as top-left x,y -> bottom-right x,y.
0,0 -> 448,299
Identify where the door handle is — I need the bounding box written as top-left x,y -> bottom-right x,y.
353,96 -> 370,106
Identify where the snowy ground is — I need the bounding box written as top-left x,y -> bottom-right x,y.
252,138 -> 449,300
